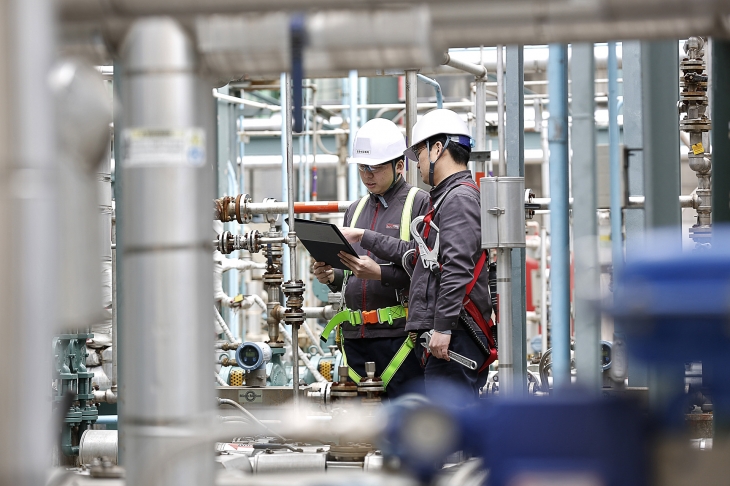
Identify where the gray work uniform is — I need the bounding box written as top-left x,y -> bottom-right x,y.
329,176 -> 430,339
327,176 -> 429,398
360,170 -> 492,394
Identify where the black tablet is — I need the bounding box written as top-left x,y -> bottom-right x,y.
288,218 -> 359,270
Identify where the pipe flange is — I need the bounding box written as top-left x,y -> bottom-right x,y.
262,274 -> 283,287
235,193 -> 253,224
282,308 -> 306,325
680,119 -> 712,132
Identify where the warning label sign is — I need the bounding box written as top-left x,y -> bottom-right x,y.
123,128 -> 206,167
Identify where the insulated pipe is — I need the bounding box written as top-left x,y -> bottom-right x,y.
608,41 -> 623,272
442,52 -> 487,78
571,43 -> 601,393
302,306 -> 338,320
417,74 -> 443,109
547,44 -> 571,391
0,0 -> 55,482
119,18 -> 213,486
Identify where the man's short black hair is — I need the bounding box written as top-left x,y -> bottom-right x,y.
426,134 -> 471,166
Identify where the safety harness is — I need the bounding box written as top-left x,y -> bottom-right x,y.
320,185 -> 422,386
410,181 -> 498,372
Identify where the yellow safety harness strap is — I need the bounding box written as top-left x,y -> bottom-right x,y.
400,186 -> 422,241
339,332 -> 415,389
350,195 -> 369,228
380,336 -> 415,388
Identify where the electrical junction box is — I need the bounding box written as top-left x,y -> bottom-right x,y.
480,177 -> 526,249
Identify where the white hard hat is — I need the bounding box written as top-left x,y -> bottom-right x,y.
348,118 -> 406,166
404,109 -> 472,161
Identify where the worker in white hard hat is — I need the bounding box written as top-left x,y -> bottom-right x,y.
341,109 -> 495,396
312,117 -> 430,398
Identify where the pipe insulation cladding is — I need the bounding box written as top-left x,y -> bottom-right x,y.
118,17 -> 214,486
196,7 -> 438,79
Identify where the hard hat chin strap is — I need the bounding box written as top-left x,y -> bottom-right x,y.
427,138 -> 450,187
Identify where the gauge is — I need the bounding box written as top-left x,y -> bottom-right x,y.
235,342 -> 272,371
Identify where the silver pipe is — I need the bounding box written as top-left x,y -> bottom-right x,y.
497,45 -> 505,176
302,306 -> 338,320
497,248 -> 514,395
217,398 -> 286,440
79,430 -> 118,466
213,89 -> 281,111
474,71 -> 487,176
442,52 -> 487,78
119,17 -> 213,486
539,228 -> 548,357
405,70 -> 419,186
283,73 -> 300,407
0,0 -> 55,480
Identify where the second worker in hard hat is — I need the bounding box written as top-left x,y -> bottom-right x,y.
340,109 -> 496,397
313,117 -> 430,398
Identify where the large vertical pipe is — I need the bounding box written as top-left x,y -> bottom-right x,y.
283,72 -> 300,406
712,40 -> 730,225
280,72 -> 291,280
0,0 -> 55,482
608,42 -> 623,272
119,18 -> 213,486
474,73 -> 487,177
620,41 -> 648,387
548,43 -> 571,391
497,45 -> 506,176
505,45 -> 527,395
642,41 -> 682,232
497,248 -> 514,395
641,39 -> 683,413
347,70 -> 359,200
405,70 -> 419,187
571,43 -> 601,393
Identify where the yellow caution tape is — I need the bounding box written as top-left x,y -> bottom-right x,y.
692,142 -> 704,155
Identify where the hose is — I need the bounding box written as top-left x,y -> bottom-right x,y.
215,372 -> 229,387
214,306 -> 237,343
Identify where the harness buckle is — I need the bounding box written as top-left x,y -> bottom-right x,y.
361,310 -> 379,325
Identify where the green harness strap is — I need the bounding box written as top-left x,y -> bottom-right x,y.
339,326 -> 415,387
324,185 -> 423,389
320,304 -> 408,343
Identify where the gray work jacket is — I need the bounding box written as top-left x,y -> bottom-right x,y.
360,170 -> 492,332
329,176 -> 430,339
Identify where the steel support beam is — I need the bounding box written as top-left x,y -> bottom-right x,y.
505,45 -> 526,395
570,43 -> 601,393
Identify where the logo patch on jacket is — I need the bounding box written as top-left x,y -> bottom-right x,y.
386,223 -> 400,230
